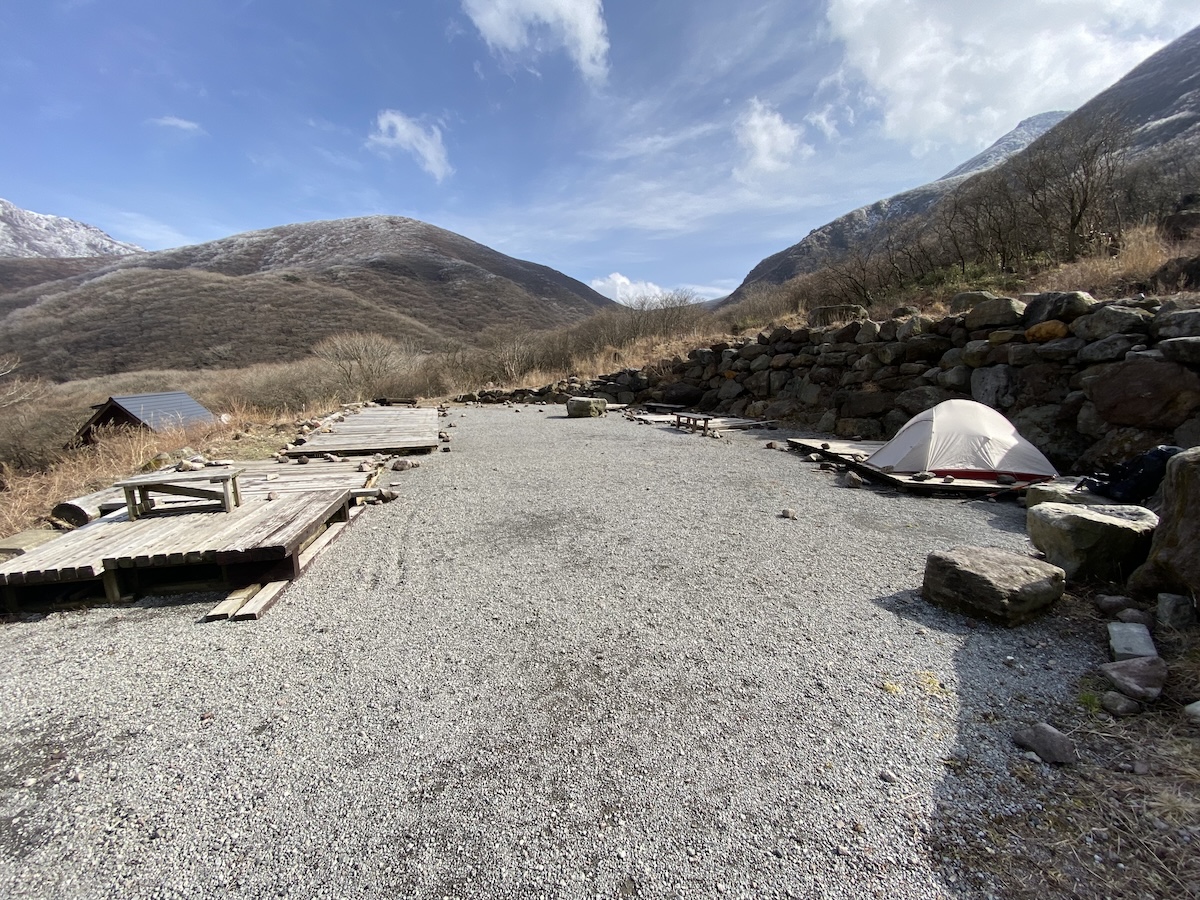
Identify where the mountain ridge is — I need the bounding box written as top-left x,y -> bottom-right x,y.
724,112 -> 1069,303
0,215 -> 615,380
0,198 -> 142,259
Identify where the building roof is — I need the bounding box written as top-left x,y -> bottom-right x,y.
78,391 -> 217,440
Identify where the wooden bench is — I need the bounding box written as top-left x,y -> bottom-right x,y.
114,468 -> 245,520
673,411 -> 716,435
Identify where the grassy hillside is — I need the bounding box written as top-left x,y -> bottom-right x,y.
0,216 -> 614,380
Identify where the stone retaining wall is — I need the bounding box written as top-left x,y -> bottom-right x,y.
462,291 -> 1200,472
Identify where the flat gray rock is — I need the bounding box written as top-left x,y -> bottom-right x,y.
1107,622 -> 1157,661
922,546 -> 1064,626
1099,655 -> 1169,702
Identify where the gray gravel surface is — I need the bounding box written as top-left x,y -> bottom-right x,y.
0,408 -> 1104,899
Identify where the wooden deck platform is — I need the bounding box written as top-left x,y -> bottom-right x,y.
287,407 -> 438,457
673,412 -> 778,435
0,489 -> 351,607
787,437 -> 1045,495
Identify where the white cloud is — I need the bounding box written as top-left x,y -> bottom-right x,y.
733,97 -> 813,182
367,110 -> 453,182
461,0 -> 609,84
824,0 -> 1200,150
148,115 -> 204,134
590,272 -> 665,303
804,104 -> 841,141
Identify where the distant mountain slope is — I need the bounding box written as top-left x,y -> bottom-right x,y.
0,198 -> 142,258
940,111 -> 1072,180
725,113 -> 1068,303
0,215 -> 615,380
1065,21 -> 1200,154
730,23 -> 1200,305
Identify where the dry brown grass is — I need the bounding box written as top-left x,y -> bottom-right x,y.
0,400 -> 327,537
1029,224 -> 1192,296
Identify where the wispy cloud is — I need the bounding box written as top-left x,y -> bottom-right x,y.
148,115 -> 205,134
366,110 -> 453,182
824,0 -> 1200,151
733,97 -> 812,183
461,0 -> 609,85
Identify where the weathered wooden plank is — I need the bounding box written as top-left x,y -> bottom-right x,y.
296,520 -> 347,571
204,584 -> 261,622
232,580 -> 290,621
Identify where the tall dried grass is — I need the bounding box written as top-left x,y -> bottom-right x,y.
0,419 -> 235,536
1029,224 -> 1178,295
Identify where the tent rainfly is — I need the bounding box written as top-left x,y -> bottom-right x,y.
866,399 -> 1057,481
76,391 -> 217,444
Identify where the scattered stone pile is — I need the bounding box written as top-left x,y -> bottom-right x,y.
464,291 -> 1200,471
919,447 -> 1200,752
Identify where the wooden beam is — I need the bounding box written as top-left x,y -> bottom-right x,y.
203,584 -> 261,622
232,581 -> 290,621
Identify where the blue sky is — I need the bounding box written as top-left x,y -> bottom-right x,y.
2,1 -> 1198,301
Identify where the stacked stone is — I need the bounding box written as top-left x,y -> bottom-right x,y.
579,291 -> 1200,471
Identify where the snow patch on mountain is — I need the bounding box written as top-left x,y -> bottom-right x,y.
0,198 -> 143,259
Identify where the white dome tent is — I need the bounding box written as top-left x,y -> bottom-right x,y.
866,399 -> 1057,481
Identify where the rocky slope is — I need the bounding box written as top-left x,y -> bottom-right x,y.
0,198 -> 142,259
0,216 -> 615,380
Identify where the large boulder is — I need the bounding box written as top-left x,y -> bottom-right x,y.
1128,446 -> 1200,597
1084,359 -> 1200,429
922,546 -> 1065,626
1159,337 -> 1200,366
1025,479 -> 1109,510
1070,305 -> 1152,341
949,290 -> 999,313
1153,307 -> 1200,340
1027,503 -> 1158,582
966,297 -> 1026,331
970,365 -> 1015,409
660,381 -> 705,406
1078,334 -> 1138,364
896,386 -> 952,415
566,396 -> 607,418
1022,291 -> 1097,326
1025,320 -> 1070,343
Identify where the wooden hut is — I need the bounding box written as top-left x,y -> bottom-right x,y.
76,392 -> 217,444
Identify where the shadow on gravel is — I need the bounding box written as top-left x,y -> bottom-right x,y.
870,584 -> 1100,897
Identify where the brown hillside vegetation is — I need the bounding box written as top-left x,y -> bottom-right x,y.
0,215 -> 614,380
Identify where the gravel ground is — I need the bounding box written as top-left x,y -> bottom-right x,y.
0,407 -> 1105,899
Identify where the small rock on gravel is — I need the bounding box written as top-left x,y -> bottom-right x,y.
1012,723 -> 1076,765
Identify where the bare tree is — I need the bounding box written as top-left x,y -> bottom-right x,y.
0,356 -> 46,410
312,333 -> 418,399
1011,110 -> 1129,261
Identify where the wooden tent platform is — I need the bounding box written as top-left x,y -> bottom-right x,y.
786,437 -> 1045,495
624,411 -> 678,425
0,490 -> 351,608
287,407 -> 438,457
673,412 -> 778,436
